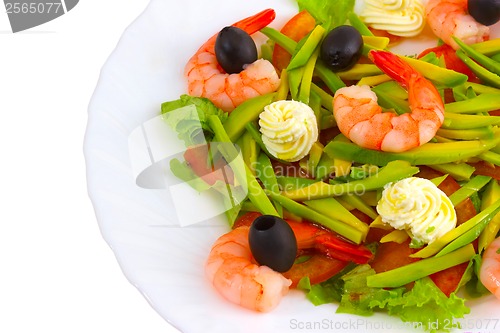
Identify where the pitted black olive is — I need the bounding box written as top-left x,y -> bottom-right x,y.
249,215 -> 297,272
320,25 -> 363,72
215,26 -> 258,74
468,0 -> 500,26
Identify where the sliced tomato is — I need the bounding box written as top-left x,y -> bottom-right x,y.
233,211 -> 262,229
430,262 -> 469,297
418,44 -> 479,82
183,143 -> 234,186
470,161 -> 500,180
415,166 -> 478,295
282,254 -> 348,288
370,239 -> 419,274
271,10 -> 316,72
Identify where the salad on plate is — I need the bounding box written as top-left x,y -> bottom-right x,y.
157,0 -> 500,331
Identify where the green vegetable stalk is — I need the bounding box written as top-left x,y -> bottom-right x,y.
266,190 -> 365,244
412,198 -> 500,258
283,160 -> 419,201
223,93 -> 275,142
208,115 -> 278,216
255,153 -> 283,217
325,135 -> 500,166
367,244 -> 476,288
303,197 -> 370,236
448,175 -> 492,206
478,180 -> 500,252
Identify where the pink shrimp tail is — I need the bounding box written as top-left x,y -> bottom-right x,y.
233,8 -> 276,34
368,50 -> 418,89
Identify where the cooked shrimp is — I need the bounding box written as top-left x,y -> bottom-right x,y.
333,50 -> 445,152
480,236 -> 500,300
425,0 -> 489,50
205,226 -> 291,312
185,9 -> 280,112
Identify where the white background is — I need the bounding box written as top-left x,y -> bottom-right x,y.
0,1 -> 179,332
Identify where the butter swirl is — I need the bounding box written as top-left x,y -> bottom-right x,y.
357,0 -> 426,37
376,177 -> 457,244
259,100 -> 318,162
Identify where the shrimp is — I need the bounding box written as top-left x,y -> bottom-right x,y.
205,226 -> 291,312
425,0 -> 489,50
333,50 -> 445,153
205,213 -> 373,312
480,236 -> 500,300
185,9 -> 280,112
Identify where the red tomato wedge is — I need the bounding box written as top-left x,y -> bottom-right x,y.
418,44 -> 479,82
416,166 -> 477,295
283,254 -> 348,288
370,239 -> 419,274
271,10 -> 316,72
183,143 -> 234,186
470,161 -> 500,180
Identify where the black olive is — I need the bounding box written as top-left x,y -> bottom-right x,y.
214,26 -> 258,74
320,25 -> 363,72
249,215 -> 297,273
468,0 -> 500,26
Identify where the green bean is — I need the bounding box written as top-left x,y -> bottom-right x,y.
266,191 -> 365,244
461,82 -> 500,95
287,25 -> 325,71
372,87 -> 410,115
437,127 -> 495,140
325,135 -> 500,166
442,112 -> 500,129
454,37 -> 500,76
275,68 -> 289,101
303,197 -> 370,236
288,67 -> 304,101
299,47 -> 320,104
337,64 -> 382,81
429,163 -> 476,181
283,160 -> 419,201
315,62 -> 346,92
311,83 -> 333,112
372,81 -> 408,100
456,50 -> 500,88
357,74 -> 391,87
478,180 -> 500,252
402,55 -> 468,87
449,175 -> 492,206
256,153 -> 283,217
347,12 -> 373,36
339,193 -> 378,219
276,176 -> 318,191
445,93 -> 500,114
260,27 -> 296,53
209,115 -> 278,216
479,150 -> 500,166
412,198 -> 500,258
241,130 -> 259,175
470,38 -> 500,56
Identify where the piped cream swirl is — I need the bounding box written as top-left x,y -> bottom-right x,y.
259,100 -> 318,162
357,0 -> 426,37
376,177 -> 457,244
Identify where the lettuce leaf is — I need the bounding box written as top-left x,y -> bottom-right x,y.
296,263 -> 473,331
333,264 -> 470,332
297,0 -> 355,31
161,94 -> 228,146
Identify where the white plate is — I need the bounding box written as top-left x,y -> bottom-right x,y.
84,0 -> 500,332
